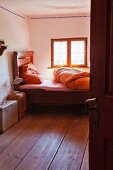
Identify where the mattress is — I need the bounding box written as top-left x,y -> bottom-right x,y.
20,79 -> 71,91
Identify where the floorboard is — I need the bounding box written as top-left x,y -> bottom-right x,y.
0,114 -> 54,170
0,116 -> 33,153
0,110 -> 89,170
15,115 -> 72,170
48,116 -> 88,170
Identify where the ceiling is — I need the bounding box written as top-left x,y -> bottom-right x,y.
0,0 -> 90,17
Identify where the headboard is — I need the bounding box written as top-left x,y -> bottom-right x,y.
13,51 -> 34,90
13,51 -> 34,78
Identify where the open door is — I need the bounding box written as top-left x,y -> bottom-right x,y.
89,0 -> 113,169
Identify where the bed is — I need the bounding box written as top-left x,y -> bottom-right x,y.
13,51 -> 90,108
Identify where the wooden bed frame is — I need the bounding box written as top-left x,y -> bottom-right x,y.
13,51 -> 90,108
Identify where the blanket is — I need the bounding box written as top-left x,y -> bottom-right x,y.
53,68 -> 90,90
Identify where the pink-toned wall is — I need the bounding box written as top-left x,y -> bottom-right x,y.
29,16 -> 90,79
0,11 -> 90,103
0,8 -> 30,103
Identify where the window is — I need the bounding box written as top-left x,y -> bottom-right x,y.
51,38 -> 87,67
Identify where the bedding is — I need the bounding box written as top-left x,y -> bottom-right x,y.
53,68 -> 90,90
65,77 -> 90,90
53,67 -> 81,83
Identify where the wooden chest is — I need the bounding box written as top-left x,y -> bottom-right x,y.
7,92 -> 26,120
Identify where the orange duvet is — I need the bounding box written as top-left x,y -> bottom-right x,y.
53,68 -> 90,90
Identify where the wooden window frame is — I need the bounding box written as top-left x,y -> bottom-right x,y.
51,37 -> 87,68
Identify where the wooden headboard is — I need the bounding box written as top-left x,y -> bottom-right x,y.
13,51 -> 34,90
13,51 -> 34,79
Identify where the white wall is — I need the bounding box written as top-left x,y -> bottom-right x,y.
0,8 -> 30,103
29,16 -> 90,79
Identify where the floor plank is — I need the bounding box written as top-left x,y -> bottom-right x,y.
0,114 -> 54,170
15,115 -> 72,170
48,115 -> 88,170
0,116 -> 33,153
0,112 -> 89,170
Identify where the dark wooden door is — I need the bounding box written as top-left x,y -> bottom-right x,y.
89,0 -> 113,169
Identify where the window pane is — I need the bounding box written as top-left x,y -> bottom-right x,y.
54,41 -> 67,65
71,41 -> 85,65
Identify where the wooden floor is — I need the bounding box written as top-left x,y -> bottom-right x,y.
0,107 -> 89,170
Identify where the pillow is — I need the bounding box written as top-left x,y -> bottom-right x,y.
20,63 -> 39,75
21,73 -> 42,84
20,63 -> 42,84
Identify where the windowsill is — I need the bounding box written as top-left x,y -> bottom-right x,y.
47,66 -> 90,73
48,66 -> 90,69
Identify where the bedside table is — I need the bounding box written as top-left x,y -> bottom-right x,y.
7,91 -> 26,120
